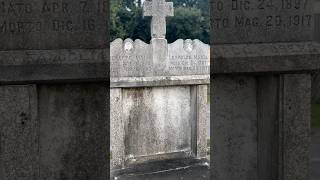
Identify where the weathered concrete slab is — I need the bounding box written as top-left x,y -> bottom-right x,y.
311,128 -> 320,180
0,85 -> 37,179
211,0 -> 314,44
38,83 -> 108,179
211,74 -> 312,180
110,88 -> 125,169
196,85 -> 209,157
211,76 -> 257,180
122,86 -> 192,164
282,74 -> 310,180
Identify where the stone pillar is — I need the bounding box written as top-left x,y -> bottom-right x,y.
211,74 -> 311,180
0,0 -> 109,179
151,38 -> 169,76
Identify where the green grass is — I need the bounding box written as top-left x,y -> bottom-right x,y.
312,103 -> 320,128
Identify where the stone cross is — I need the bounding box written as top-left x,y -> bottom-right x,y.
143,0 -> 174,39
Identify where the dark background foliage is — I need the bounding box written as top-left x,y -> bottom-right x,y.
110,0 -> 209,43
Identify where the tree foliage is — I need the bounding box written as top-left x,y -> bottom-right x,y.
110,0 -> 209,43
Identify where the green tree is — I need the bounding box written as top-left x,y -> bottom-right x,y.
110,0 -> 209,43
166,7 -> 209,43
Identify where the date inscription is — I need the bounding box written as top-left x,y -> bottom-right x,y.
212,0 -> 313,43
0,0 -> 108,50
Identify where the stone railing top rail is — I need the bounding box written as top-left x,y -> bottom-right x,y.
212,42 -> 320,74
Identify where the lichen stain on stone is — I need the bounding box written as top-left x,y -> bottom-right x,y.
123,86 -> 192,159
124,88 -> 159,157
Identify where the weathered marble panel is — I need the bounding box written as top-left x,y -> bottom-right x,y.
111,39 -> 152,77
168,39 -> 209,76
110,88 -> 125,169
110,39 -> 209,77
122,86 -> 192,163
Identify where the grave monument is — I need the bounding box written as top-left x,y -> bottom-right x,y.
212,0 -> 320,179
0,0 -> 109,179
110,0 -> 210,177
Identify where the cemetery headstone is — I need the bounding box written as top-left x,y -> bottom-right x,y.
0,0 -> 108,179
110,0 -> 210,175
211,0 -> 320,179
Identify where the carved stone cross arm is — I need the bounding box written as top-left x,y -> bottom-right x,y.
143,0 -> 174,39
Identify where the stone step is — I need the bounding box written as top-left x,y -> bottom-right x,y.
111,158 -> 210,180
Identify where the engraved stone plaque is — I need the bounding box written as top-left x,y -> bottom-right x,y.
110,39 -> 152,77
0,0 -> 108,50
168,39 -> 210,76
110,39 -> 209,77
212,0 -> 314,44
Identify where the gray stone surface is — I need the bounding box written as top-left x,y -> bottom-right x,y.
211,1 -> 319,180
211,74 -> 312,180
111,39 -> 151,77
0,46 -> 108,84
111,39 -> 209,78
211,0 -> 314,44
168,39 -> 209,76
0,0 -> 108,50
110,75 -> 209,88
311,128 -> 320,180
196,85 -> 209,157
111,88 -> 125,169
111,158 -> 209,180
0,0 -> 108,83
211,76 -> 258,180
257,76 -> 279,180
0,0 -> 109,179
312,72 -> 320,103
282,74 -> 310,180
0,85 -> 37,179
122,86 -> 192,162
212,42 -> 320,74
314,0 -> 320,42
38,83 -> 108,179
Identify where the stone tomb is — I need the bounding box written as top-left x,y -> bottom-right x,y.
0,0 -> 108,179
110,0 -> 209,171
212,0 -> 320,180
